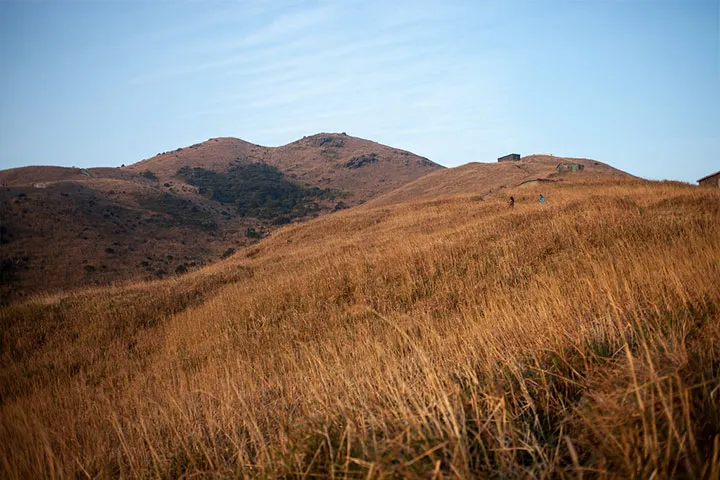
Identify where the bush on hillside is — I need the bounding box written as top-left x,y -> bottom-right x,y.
140,171 -> 158,182
344,153 -> 377,169
245,227 -> 262,238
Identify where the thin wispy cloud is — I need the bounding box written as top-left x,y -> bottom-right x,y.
127,3 -> 334,86
240,5 -> 335,46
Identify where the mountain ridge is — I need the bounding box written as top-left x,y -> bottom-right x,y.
0,133 -> 441,302
0,134 -> 634,303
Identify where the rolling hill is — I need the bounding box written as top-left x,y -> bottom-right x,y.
0,133 -> 441,302
1,171 -> 718,478
127,133 -> 440,202
368,154 -> 630,207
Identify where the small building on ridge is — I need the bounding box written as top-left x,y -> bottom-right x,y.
697,170 -> 720,188
498,153 -> 521,162
556,162 -> 585,173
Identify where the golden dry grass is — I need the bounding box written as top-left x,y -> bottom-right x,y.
1,177 -> 719,478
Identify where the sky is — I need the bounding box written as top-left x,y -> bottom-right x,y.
0,0 -> 717,183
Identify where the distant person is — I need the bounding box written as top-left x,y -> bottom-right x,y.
508,196 -> 515,208
539,194 -> 545,204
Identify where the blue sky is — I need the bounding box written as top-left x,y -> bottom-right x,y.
0,0 -> 717,182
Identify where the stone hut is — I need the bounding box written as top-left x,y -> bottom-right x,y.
498,153 -> 521,162
697,170 -> 720,188
556,162 -> 585,173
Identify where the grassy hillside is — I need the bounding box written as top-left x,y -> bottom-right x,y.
368,154 -> 629,207
0,172 -> 255,302
1,177 -> 719,478
0,134 -> 441,301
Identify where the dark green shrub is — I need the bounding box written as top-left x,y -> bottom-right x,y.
245,227 -> 261,239
344,153 -> 377,169
140,171 -> 158,182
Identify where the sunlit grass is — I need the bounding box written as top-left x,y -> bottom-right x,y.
1,178 -> 719,478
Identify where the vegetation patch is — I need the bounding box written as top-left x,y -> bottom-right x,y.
245,227 -> 262,238
0,257 -> 26,285
0,225 -> 10,244
177,163 -> 344,221
344,153 -> 378,169
137,192 -> 217,231
308,136 -> 344,148
139,170 -> 158,182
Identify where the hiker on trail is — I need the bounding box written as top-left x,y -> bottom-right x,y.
539,194 -> 545,204
508,196 -> 515,208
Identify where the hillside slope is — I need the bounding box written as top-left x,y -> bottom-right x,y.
1,176 -> 718,478
368,154 -> 630,207
0,133 -> 441,301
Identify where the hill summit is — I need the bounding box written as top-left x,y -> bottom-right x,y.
127,133 -> 441,202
